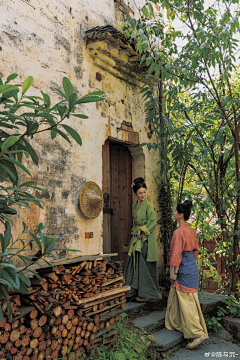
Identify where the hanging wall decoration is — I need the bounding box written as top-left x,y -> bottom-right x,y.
79,181 -> 103,219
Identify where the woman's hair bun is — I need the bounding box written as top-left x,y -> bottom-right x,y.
132,177 -> 147,194
181,200 -> 193,211
134,177 -> 145,185
176,200 -> 193,220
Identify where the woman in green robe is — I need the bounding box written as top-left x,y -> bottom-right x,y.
124,177 -> 162,302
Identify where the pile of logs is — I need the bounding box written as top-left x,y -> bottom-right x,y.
0,257 -> 130,359
26,259 -> 124,308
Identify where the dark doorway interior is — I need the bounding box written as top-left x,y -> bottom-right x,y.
102,141 -> 133,266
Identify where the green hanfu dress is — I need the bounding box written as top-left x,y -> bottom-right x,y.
124,198 -> 162,300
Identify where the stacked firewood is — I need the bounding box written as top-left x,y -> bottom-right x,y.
25,259 -> 124,310
0,258 -> 130,359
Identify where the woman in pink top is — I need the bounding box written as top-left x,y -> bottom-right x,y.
165,200 -> 208,349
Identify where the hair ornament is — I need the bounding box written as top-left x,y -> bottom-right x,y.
131,182 -> 135,187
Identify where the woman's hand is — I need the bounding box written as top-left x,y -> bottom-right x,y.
170,265 -> 179,280
137,228 -> 142,239
174,267 -> 179,276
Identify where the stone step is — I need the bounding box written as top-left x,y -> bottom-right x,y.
169,336 -> 240,359
198,291 -> 228,315
124,301 -> 146,320
124,299 -> 165,320
153,328 -> 184,352
131,310 -> 166,333
222,317 -> 240,338
123,292 -> 231,358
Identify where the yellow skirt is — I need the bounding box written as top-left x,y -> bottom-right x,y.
165,286 -> 209,339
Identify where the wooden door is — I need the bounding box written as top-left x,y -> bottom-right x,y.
102,141 -> 132,265
110,142 -> 133,264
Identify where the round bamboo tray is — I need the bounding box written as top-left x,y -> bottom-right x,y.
79,182 -> 103,219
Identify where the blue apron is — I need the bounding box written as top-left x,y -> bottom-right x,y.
176,251 -> 199,289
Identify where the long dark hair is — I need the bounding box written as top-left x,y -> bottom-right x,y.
132,177 -> 147,194
176,200 -> 193,220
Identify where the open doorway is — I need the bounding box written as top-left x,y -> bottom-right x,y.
102,140 -> 132,266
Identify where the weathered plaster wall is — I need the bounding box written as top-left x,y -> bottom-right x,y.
0,0 -> 164,273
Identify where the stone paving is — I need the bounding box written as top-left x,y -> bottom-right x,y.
170,336 -> 240,359
125,297 -> 240,359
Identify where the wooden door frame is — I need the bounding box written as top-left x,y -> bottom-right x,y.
102,141 -> 111,254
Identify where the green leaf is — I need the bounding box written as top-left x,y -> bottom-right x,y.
0,234 -> 5,254
75,95 -> 104,104
6,159 -> 20,183
0,279 -> 13,290
6,74 -> 18,83
3,221 -> 11,252
22,76 -> 33,95
51,127 -> 57,139
234,181 -> 240,189
6,267 -> 20,289
7,150 -> 25,155
20,181 -> 35,187
57,104 -> 67,119
41,91 -> 51,107
18,273 -> 31,287
55,88 -> 67,99
71,113 -> 89,119
0,252 -> 17,257
63,77 -> 73,101
56,129 -> 71,144
29,232 -> 42,252
28,270 -> 45,283
0,267 -> 19,290
37,112 -> 55,125
0,122 -> 19,129
24,185 -> 48,194
1,136 -> 19,152
0,163 -> 16,182
60,124 -> 82,146
25,141 -> 39,166
0,84 -> 17,94
142,6 -> 149,18
18,279 -> 29,294
0,263 -> 16,271
2,89 -> 19,98
37,223 -> 46,232
69,93 -> 77,110
87,91 -> 105,96
2,156 -> 31,176
0,285 -> 12,316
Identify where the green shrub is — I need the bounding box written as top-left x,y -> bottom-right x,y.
217,295 -> 240,318
204,315 -> 222,333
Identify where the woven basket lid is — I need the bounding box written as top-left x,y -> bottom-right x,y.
79,181 -> 103,219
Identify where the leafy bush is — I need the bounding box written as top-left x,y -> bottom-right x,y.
204,315 -> 222,334
218,295 -> 240,318
88,314 -> 155,360
0,74 -> 105,319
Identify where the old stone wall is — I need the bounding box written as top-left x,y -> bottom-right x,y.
0,0 -> 164,274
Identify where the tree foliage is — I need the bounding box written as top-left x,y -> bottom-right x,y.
0,74 -> 105,319
120,0 -> 240,294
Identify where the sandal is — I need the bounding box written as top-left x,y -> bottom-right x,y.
186,334 -> 207,349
